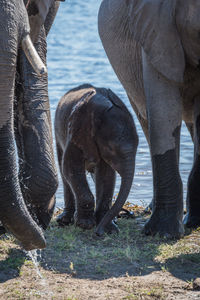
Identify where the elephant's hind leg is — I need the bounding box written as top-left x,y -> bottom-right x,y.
184,96 -> 200,229
56,143 -> 75,226
95,160 -> 118,235
62,143 -> 95,230
56,182 -> 75,226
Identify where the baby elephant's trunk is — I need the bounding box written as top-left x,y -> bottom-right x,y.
95,155 -> 136,236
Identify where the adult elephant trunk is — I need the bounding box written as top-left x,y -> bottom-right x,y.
95,155 -> 136,236
14,14 -> 58,230
0,2 -> 46,250
0,63 -> 46,251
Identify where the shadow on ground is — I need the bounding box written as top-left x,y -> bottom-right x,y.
39,217 -> 200,281
0,216 -> 199,284
0,247 -> 26,283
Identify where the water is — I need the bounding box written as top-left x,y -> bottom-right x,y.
47,0 -> 193,208
26,250 -> 53,297
26,250 -> 43,278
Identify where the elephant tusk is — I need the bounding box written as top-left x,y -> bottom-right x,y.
21,34 -> 47,76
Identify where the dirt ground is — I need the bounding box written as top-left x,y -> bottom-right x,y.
0,208 -> 200,300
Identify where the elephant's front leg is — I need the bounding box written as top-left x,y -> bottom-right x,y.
142,52 -> 184,239
184,96 -> 200,229
15,27 -> 58,230
62,143 -> 96,230
95,160 -> 118,234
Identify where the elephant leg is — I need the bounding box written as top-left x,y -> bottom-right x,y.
128,95 -> 150,145
14,27 -> 58,230
142,52 -> 184,239
184,97 -> 200,228
129,95 -> 154,212
55,143 -> 75,226
185,122 -> 194,142
57,181 -> 75,226
62,143 -> 95,230
94,160 -> 118,234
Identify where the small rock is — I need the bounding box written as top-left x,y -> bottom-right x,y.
193,278 -> 200,290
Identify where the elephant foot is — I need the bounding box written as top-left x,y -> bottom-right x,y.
143,208 -> 184,239
56,209 -> 74,226
95,220 -> 119,237
74,211 -> 95,230
183,213 -> 200,229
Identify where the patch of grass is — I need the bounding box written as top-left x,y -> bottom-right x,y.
95,264 -> 109,275
0,234 -> 17,257
140,286 -> 165,299
41,217 -> 163,278
39,215 -> 200,279
112,244 -> 140,263
160,264 -> 169,273
0,210 -> 200,299
156,233 -> 200,263
123,294 -> 138,300
0,246 -> 26,274
7,288 -> 24,299
123,286 -> 165,300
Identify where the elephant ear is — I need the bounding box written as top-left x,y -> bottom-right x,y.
129,0 -> 185,84
68,90 -> 100,164
107,89 -> 130,113
26,0 -> 55,42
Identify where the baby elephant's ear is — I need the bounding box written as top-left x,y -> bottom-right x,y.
107,89 -> 128,112
129,0 -> 185,84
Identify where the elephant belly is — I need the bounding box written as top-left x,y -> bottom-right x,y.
85,160 -> 96,173
98,0 -> 147,120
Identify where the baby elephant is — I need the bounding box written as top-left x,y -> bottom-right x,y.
55,84 -> 138,236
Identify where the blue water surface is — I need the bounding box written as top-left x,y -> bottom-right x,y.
47,0 -> 193,208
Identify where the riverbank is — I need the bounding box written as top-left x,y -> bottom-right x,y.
0,207 -> 200,299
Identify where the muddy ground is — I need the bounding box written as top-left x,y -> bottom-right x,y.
0,207 -> 200,299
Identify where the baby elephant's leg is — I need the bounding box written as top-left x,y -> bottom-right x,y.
57,180 -> 75,226
95,160 -> 118,234
62,143 -> 95,230
56,143 -> 75,226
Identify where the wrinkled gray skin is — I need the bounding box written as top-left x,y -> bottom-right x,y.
0,0 -> 61,250
55,84 -> 138,236
98,0 -> 200,239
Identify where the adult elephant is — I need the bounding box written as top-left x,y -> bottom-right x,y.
98,0 -> 200,238
0,0 -> 62,250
